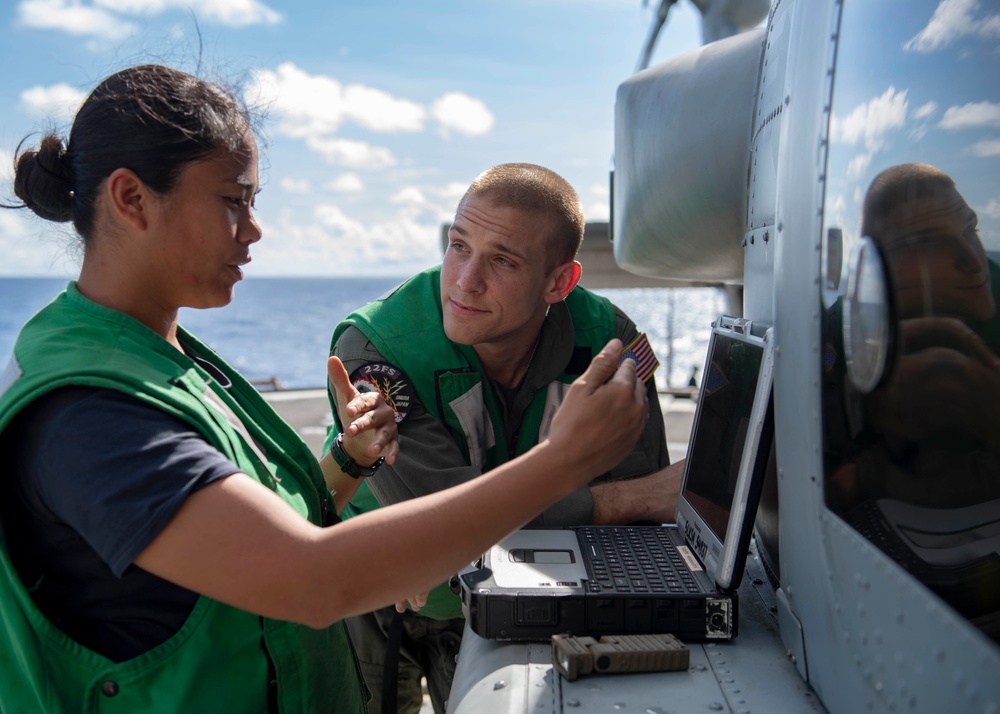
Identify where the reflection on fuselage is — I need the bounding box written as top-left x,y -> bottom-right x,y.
824,164 -> 1000,642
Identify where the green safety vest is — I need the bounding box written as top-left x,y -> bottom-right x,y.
326,266 -> 617,619
0,283 -> 368,714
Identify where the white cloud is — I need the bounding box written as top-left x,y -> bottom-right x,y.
248,64 -> 346,137
314,203 -> 365,234
431,92 -> 495,136
16,0 -> 136,40
391,187 -> 427,206
831,194 -> 847,216
830,87 -> 908,152
939,101 -> 1000,129
980,197 -> 1000,219
970,138 -> 1000,156
590,183 -> 609,200
912,101 -> 938,121
248,63 -> 426,139
20,83 -> 88,123
16,0 -> 280,41
0,210 -> 79,276
280,178 -> 310,194
430,181 -> 468,203
0,149 -> 14,185
904,0 -> 1000,53
251,204 -> 441,276
585,200 -> 610,221
846,152 -> 873,180
343,84 -> 426,133
327,173 -> 365,192
305,136 -> 396,169
584,183 -> 610,220
826,193 -> 849,239
94,0 -> 282,26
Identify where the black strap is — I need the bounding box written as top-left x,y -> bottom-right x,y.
382,608 -> 405,714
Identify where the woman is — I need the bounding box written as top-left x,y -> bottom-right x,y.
0,65 -> 648,712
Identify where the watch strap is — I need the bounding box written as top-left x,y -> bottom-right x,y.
331,432 -> 385,479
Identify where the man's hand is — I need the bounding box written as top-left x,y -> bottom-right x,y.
394,591 -> 428,614
866,317 -> 1000,447
546,339 -> 649,479
328,356 -> 400,466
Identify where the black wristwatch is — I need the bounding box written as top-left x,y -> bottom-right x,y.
330,432 -> 385,479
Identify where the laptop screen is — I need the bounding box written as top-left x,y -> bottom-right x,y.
675,316 -> 774,591
684,326 -> 764,540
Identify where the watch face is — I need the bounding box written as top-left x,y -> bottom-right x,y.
843,236 -> 894,394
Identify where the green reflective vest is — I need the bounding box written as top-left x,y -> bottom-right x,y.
0,283 -> 368,714
325,266 -> 617,619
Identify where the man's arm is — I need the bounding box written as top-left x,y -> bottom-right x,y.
586,305 -> 680,525
590,460 -> 685,525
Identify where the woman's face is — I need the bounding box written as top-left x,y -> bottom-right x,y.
150,138 -> 262,310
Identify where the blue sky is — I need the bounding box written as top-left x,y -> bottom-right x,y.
821,0 -> 1000,263
0,0 -> 715,277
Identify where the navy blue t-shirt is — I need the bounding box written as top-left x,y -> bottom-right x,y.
2,377 -> 240,661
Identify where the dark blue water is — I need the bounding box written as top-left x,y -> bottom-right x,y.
1,277 -> 721,389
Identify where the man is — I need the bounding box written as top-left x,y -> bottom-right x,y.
324,163 -> 682,714
826,163 -> 1000,512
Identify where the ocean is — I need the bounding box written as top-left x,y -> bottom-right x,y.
0,277 -> 724,390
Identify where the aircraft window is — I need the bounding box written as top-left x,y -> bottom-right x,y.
820,0 -> 1000,644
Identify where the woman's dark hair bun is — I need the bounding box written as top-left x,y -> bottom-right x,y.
13,134 -> 74,223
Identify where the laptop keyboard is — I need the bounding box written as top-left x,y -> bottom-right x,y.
579,526 -> 702,594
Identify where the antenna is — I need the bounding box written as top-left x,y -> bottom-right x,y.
690,0 -> 771,44
635,0 -> 770,73
635,0 -> 679,73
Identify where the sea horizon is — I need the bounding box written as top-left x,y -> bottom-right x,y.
0,276 -> 723,390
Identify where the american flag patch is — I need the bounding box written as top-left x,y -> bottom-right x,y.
619,333 -> 659,383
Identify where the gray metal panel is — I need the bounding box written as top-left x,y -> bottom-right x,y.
612,28 -> 765,283
769,1 -> 867,710
747,1 -> 788,232
820,511 -> 1000,713
768,1 -> 1000,712
742,226 -> 775,324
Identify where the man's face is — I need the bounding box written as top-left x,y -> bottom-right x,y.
440,194 -> 559,349
880,186 -> 993,321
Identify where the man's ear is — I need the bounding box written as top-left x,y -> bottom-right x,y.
105,168 -> 151,231
545,260 -> 583,303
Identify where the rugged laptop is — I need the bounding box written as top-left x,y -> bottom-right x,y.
457,315 -> 775,642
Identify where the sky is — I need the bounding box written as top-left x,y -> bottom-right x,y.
0,0 -> 714,277
820,0 -> 1000,262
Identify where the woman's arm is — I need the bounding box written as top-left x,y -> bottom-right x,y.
134,339 -> 647,628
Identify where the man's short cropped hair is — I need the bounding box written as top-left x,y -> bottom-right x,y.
861,163 -> 959,243
460,163 -> 585,269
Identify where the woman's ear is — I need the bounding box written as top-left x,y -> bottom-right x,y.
545,260 -> 583,304
105,168 -> 151,231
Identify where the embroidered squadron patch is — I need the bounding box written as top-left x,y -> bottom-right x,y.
349,362 -> 415,423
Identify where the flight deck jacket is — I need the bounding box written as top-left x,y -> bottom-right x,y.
0,283 -> 368,714
325,266 -> 621,620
